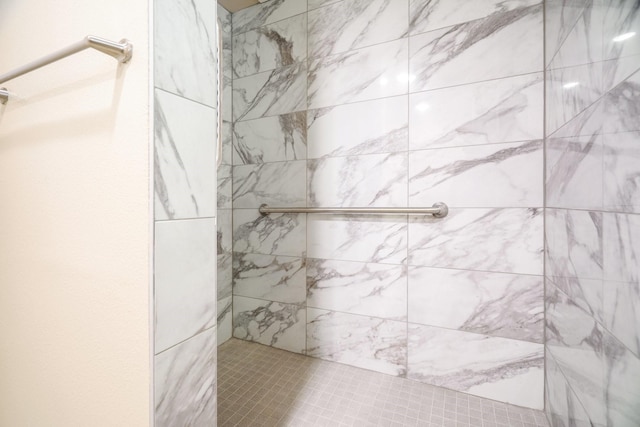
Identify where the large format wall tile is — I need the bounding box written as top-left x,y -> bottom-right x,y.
233,295 -> 306,353
233,14 -> 307,78
155,329 -> 217,427
407,324 -> 544,409
217,164 -> 232,210
545,349 -> 593,427
603,330 -> 640,426
307,259 -> 407,320
307,308 -> 407,376
604,131 -> 640,213
233,160 -> 306,208
307,96 -> 408,158
308,0 -> 409,59
218,296 -> 233,345
232,0 -> 307,34
408,140 -> 543,208
408,208 -> 543,275
409,3 -> 542,92
155,0 -> 217,106
233,210 -> 306,257
309,153 -> 408,208
233,63 -> 307,122
154,90 -> 217,220
308,215 -> 407,264
409,73 -> 543,150
544,0 -> 588,67
233,253 -> 306,304
308,39 -> 409,109
233,112 -> 307,164
155,219 -> 216,353
409,267 -> 543,342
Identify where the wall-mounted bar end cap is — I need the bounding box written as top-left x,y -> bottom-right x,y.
0,88 -> 8,104
118,39 -> 133,63
432,202 -> 448,218
259,203 -> 269,217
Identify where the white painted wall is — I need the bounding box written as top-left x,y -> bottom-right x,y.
0,0 -> 152,426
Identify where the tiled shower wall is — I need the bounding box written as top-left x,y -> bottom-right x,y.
153,0 -> 218,424
544,1 -> 640,426
230,0 -> 545,409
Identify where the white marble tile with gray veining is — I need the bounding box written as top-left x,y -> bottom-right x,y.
547,133 -> 603,210
218,252 -> 233,301
217,209 -> 232,254
308,0 -> 408,59
233,14 -> 307,78
233,295 -> 306,353
308,39 -> 409,110
408,140 -> 543,208
218,296 -> 233,345
603,68 -> 640,134
604,131 -> 640,213
409,3 -> 542,92
234,63 -> 307,122
544,0 -> 590,67
603,212 -> 640,284
409,267 -> 543,343
307,96 -> 408,159
308,215 -> 407,264
603,0 -> 640,62
155,0 -> 217,106
155,329 -> 217,426
233,209 -> 306,257
307,308 -> 407,376
410,0 -> 540,36
232,0 -> 307,35
155,219 -> 216,354
409,73 -> 543,150
309,153 -> 408,208
308,0 -> 343,11
217,164 -> 232,209
603,329 -> 640,426
408,208 -> 543,275
307,259 -> 407,320
407,324 -> 544,409
233,160 -> 306,208
233,112 -> 306,164
233,253 -> 306,304
603,278 -> 640,358
154,90 -> 217,220
548,90 -> 604,139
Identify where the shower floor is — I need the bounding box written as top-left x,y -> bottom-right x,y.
218,339 -> 549,427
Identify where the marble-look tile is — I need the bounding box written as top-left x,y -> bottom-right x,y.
309,153 -> 408,208
233,14 -> 307,78
407,324 -> 544,409
217,209 -> 232,254
155,219 -> 216,354
155,0 -> 217,106
408,208 -> 543,275
602,330 -> 640,426
604,131 -> 640,214
409,73 -> 543,150
544,0 -> 590,67
307,308 -> 407,376
546,284 -> 607,426
308,39 -> 409,110
217,252 -> 232,301
545,209 -> 603,281
547,133 -> 603,210
155,329 -> 216,427
307,96 -> 408,159
217,164 -> 232,210
308,0 -> 343,11
233,112 -> 306,164
154,90 -> 217,220
220,119 -> 233,166
548,90 -> 604,139
308,215 -> 407,264
410,0 -> 540,36
408,267 -> 543,343
408,140 -> 543,208
603,0 -> 640,62
603,278 -> 640,358
603,68 -> 640,134
603,212 -> 640,284
232,160 -> 306,208
545,349 -> 594,427
233,253 -> 306,303
233,295 -> 306,353
307,259 -> 407,320
217,296 -> 233,345
232,0 -> 307,35
233,63 -> 307,122
409,4 -> 542,92
308,0 -> 409,59
233,209 -> 306,257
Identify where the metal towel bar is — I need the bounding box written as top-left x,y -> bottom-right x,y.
0,35 -> 133,104
259,203 -> 449,218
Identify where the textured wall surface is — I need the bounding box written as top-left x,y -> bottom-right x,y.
229,0 -> 545,409
0,0 -> 151,425
544,1 -> 640,426
153,0 -> 218,424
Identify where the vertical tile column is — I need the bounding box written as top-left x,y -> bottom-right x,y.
153,0 -> 218,424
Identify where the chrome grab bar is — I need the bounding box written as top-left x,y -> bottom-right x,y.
259,203 -> 449,218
